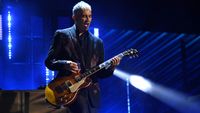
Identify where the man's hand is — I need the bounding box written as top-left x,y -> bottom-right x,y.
52,60 -> 80,74
111,56 -> 121,69
67,61 -> 80,74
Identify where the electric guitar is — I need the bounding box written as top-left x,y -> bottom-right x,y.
45,48 -> 138,107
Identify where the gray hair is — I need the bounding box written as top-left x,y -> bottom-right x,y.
72,1 -> 92,16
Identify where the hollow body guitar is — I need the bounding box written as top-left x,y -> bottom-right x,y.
45,48 -> 138,107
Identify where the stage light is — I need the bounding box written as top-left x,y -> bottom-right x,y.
0,14 -> 2,40
51,71 -> 55,76
7,11 -> 12,59
114,69 -> 200,113
126,78 -> 131,113
45,67 -> 49,77
129,75 -> 152,92
94,28 -> 99,37
113,69 -> 130,81
114,69 -> 131,113
45,67 -> 55,85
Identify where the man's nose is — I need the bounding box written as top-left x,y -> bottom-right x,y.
86,16 -> 91,21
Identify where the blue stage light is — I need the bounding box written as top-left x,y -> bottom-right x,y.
7,11 -> 12,59
0,15 -> 2,40
45,67 -> 55,85
51,71 -> 55,76
129,75 -> 152,92
114,69 -> 131,113
94,28 -> 99,37
126,78 -> 131,113
45,67 -> 50,85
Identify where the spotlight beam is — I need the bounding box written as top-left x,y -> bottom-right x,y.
114,69 -> 200,113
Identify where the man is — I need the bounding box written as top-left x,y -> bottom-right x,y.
45,1 -> 121,113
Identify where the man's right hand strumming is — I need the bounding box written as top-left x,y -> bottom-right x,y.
68,61 -> 80,74
52,60 -> 80,74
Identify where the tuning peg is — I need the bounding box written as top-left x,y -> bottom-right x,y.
134,49 -> 138,53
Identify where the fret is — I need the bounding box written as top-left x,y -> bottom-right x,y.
79,48 -> 138,80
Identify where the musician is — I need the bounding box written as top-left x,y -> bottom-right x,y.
45,1 -> 121,113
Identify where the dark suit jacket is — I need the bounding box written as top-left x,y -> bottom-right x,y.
45,25 -> 114,107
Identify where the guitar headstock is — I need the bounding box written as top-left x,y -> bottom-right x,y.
123,48 -> 139,58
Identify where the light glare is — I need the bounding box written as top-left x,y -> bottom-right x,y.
114,69 -> 200,113
0,15 -> 2,40
129,75 -> 152,92
7,11 -> 12,59
94,28 -> 99,37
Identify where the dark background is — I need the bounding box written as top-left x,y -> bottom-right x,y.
1,0 -> 200,33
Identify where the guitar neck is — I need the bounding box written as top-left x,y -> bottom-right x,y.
80,53 -> 124,79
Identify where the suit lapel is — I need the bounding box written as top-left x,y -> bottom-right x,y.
86,33 -> 94,68
68,25 -> 86,69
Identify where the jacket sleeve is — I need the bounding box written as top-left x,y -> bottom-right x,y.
45,31 -> 71,71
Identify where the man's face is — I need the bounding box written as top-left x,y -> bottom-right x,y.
73,9 -> 92,32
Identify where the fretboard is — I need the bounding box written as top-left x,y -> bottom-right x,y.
79,53 -> 125,79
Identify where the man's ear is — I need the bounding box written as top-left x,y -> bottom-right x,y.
72,15 -> 76,21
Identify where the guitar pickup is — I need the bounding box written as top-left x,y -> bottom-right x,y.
65,81 -> 72,87
55,86 -> 64,93
74,76 -> 82,82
